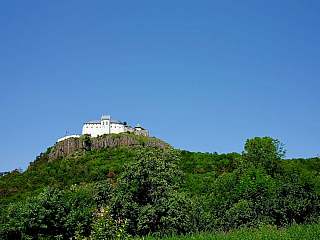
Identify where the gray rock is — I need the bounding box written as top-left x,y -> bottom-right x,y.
48,134 -> 171,162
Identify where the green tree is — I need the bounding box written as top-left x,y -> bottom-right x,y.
111,149 -> 200,236
0,186 -> 95,239
242,136 -> 286,175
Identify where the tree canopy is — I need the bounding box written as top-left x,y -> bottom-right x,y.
242,136 -> 286,175
1,136 -> 320,239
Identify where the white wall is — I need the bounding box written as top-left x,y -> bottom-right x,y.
82,122 -> 125,137
110,123 -> 125,134
81,116 -> 147,137
82,123 -> 105,137
57,135 -> 82,142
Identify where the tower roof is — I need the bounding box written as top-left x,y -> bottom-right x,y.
101,115 -> 110,120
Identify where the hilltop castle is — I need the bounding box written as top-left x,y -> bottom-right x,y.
82,115 -> 149,137
58,115 -> 149,142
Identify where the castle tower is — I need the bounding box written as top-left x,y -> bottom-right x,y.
101,115 -> 110,134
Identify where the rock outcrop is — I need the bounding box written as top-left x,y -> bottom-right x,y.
48,134 -> 171,162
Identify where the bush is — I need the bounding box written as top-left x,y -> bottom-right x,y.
74,206 -> 130,240
0,186 -> 95,239
107,149 -> 203,236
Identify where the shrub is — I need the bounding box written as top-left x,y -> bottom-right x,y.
0,186 -> 95,239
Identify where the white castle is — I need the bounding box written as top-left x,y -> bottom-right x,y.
58,115 -> 149,142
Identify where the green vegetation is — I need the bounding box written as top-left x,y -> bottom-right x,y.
131,222 -> 320,239
0,147 -> 138,205
1,136 -> 320,239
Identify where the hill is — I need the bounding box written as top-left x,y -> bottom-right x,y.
48,133 -> 171,162
1,135 -> 320,239
0,133 -> 172,205
0,133 -> 240,206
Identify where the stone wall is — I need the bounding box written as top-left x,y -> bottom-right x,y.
124,126 -> 149,137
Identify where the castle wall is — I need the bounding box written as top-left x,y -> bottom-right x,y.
110,123 -> 125,134
58,135 -> 82,142
124,126 -> 149,137
81,115 -> 149,137
82,122 -> 126,137
82,123 -> 104,137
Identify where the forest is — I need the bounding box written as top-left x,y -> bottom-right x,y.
1,136 -> 320,239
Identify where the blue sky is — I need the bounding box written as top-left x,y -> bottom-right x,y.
1,1 -> 319,172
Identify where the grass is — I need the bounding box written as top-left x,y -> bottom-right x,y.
132,223 -> 320,240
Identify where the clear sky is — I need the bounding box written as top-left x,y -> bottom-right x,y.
1,1 -> 319,172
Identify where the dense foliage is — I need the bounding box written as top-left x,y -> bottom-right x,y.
0,147 -> 138,205
1,136 -> 320,239
0,185 -> 95,239
0,146 -> 239,205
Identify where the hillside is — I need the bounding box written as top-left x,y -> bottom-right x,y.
0,133 -> 241,206
0,133 -> 172,205
1,135 -> 320,239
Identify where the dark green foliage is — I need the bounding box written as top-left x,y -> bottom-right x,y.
272,168 -> 320,226
0,185 -> 95,239
74,205 -> 131,240
0,144 -> 240,206
0,147 -> 138,205
109,149 -> 203,236
204,137 -> 320,231
93,180 -> 119,206
179,151 -> 240,197
207,167 -> 278,230
242,136 -> 286,175
1,136 -> 320,239
179,151 -> 239,175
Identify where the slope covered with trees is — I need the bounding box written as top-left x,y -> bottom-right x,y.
0,136 -> 320,239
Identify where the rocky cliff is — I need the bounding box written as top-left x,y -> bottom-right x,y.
48,133 -> 172,162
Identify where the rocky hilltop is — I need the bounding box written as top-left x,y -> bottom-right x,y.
48,133 -> 172,162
